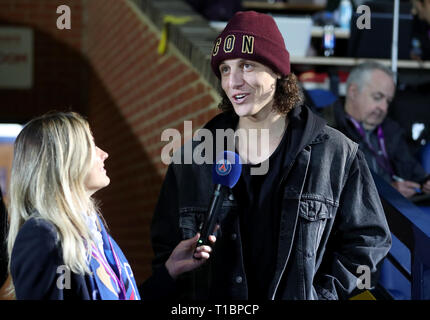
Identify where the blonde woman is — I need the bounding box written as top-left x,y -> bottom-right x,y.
7,112 -> 214,300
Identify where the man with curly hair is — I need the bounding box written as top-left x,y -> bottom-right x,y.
150,11 -> 391,300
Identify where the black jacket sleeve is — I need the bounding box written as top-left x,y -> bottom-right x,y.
150,165 -> 183,270
142,164 -> 183,300
10,218 -> 65,299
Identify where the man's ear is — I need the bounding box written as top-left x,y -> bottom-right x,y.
348,83 -> 358,100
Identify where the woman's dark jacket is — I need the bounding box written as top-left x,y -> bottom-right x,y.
10,217 -> 174,300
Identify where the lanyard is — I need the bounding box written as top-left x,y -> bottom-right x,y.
107,236 -> 127,299
347,115 -> 394,176
91,241 -> 126,300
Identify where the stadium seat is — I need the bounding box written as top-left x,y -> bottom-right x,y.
419,142 -> 430,173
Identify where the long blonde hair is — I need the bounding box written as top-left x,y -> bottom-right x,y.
7,112 -> 99,280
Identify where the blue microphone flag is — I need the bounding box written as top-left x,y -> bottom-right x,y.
212,151 -> 242,188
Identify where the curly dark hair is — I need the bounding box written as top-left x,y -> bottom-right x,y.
217,73 -> 304,116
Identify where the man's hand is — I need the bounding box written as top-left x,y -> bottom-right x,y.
391,180 -> 421,198
165,233 -> 216,280
422,179 -> 430,194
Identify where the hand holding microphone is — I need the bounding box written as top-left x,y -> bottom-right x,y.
165,233 -> 216,279
197,151 -> 242,247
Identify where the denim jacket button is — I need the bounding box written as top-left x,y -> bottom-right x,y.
231,233 -> 237,240
228,193 -> 235,201
235,276 -> 243,284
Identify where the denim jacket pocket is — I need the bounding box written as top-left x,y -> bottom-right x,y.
179,197 -> 237,240
297,199 -> 336,257
179,207 -> 206,240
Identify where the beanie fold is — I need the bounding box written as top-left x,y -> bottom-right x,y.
211,11 -> 291,78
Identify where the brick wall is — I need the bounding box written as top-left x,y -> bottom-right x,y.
0,0 -> 87,122
84,0 -> 220,282
1,0 -> 221,285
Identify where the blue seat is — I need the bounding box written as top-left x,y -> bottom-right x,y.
419,142 -> 430,173
417,142 -> 430,216
306,89 -> 337,109
379,233 -> 411,299
373,173 -> 430,300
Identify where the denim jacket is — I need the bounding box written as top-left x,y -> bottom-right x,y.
150,106 -> 391,300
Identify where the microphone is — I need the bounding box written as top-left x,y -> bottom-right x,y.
197,151 -> 242,246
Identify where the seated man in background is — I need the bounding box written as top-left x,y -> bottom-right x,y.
323,62 -> 430,198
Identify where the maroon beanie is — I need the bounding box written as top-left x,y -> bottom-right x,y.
211,11 -> 290,79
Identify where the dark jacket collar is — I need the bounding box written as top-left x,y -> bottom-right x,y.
332,100 -> 364,142
333,99 -> 352,130
331,99 -> 398,142
290,104 -> 327,147
202,105 -> 328,169
203,105 -> 327,145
